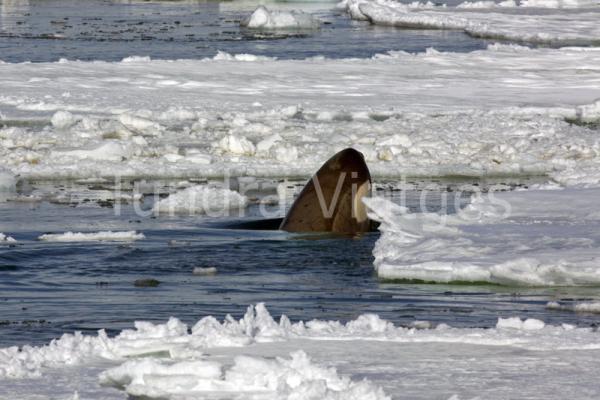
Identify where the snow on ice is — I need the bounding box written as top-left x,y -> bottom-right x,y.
152,185 -> 248,215
192,266 -> 218,276
341,0 -> 600,45
1,45 -> 600,181
99,350 -> 388,400
0,233 -> 16,243
365,187 -> 600,285
38,231 -> 145,242
0,167 -> 16,194
1,304 -> 600,399
547,301 -> 600,313
241,6 -> 321,30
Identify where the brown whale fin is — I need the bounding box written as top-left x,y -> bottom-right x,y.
279,148 -> 372,234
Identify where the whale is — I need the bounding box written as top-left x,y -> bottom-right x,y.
279,148 -> 372,234
220,148 -> 375,234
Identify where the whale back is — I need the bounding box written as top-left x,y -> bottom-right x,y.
279,148 -> 372,234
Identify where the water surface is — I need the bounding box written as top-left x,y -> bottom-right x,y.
0,0 -> 494,62
1,178 -> 599,348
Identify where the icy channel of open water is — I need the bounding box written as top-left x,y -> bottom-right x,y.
0,0 -> 494,62
2,177 -> 600,348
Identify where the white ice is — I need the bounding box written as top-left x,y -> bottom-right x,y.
366,187 -> 600,285
152,185 -> 248,215
241,6 -> 321,30
192,266 -> 218,276
458,0 -> 599,7
99,350 -> 388,400
1,45 -> 600,181
0,232 -> 16,243
38,231 -> 145,242
342,0 -> 600,45
2,304 -> 600,399
547,301 -> 600,313
0,167 -> 16,194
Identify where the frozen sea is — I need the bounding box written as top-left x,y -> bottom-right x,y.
2,0 -> 600,399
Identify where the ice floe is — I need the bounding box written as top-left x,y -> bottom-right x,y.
456,0 -> 600,8
192,266 -> 218,276
0,167 -> 16,200
0,233 -> 16,243
0,303 -> 595,377
50,110 -> 78,130
99,350 -> 388,400
117,113 -> 163,137
120,56 -> 152,63
366,187 -> 600,285
2,303 -> 600,400
241,6 -> 321,30
547,301 -> 600,313
517,0 -> 600,7
551,162 -> 600,188
496,316 -> 546,330
50,140 -> 137,162
211,51 -> 278,62
1,45 -> 599,181
342,0 -> 600,45
38,231 -> 145,242
152,185 -> 248,215
216,134 -> 256,156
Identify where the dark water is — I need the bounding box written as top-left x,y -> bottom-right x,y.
2,178 -> 600,348
0,0 -> 494,62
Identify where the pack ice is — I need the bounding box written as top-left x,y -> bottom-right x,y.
1,45 -> 600,181
38,231 -> 145,242
152,185 -> 248,215
366,187 -> 600,285
0,167 -> 16,193
241,6 -> 321,30
341,0 -> 600,45
2,304 -> 600,399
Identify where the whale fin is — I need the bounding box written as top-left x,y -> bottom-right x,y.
279,148 -> 372,234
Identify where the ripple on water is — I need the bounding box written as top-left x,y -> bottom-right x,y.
1,178 -> 600,347
0,0 -> 493,63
